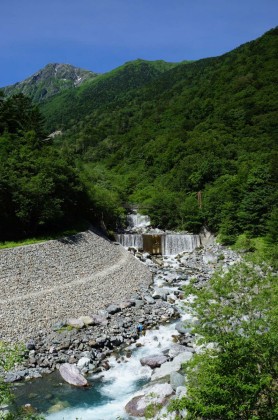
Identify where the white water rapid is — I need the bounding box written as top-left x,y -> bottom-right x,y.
45,254 -> 197,420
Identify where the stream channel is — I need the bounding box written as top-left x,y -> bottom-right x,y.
13,214 -> 220,419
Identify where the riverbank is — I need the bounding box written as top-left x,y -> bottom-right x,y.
0,230 -> 152,343
5,241 -> 241,419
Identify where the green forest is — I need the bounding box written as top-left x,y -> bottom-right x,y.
0,27 -> 277,245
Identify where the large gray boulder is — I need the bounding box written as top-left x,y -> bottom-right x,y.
151,352 -> 193,381
125,383 -> 173,417
175,321 -> 191,334
170,372 -> 185,390
59,363 -> 88,387
140,355 -> 168,369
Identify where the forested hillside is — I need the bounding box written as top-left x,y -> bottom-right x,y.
0,93 -> 92,240
41,27 -> 277,244
0,28 -> 277,244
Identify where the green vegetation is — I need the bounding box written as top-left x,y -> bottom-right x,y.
2,30 -> 277,244
168,247 -> 278,419
0,342 -> 43,419
0,92 -> 97,241
37,27 -> 277,244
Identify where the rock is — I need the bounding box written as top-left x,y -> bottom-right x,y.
106,304 -> 121,315
26,339 -> 36,350
134,300 -> 144,308
175,321 -> 191,335
120,300 -> 135,309
52,321 -> 66,331
5,372 -> 24,383
110,336 -> 123,346
151,352 -> 193,381
152,289 -> 169,301
77,357 -> 90,370
168,344 -> 188,358
203,252 -> 218,264
79,316 -> 94,326
176,385 -> 187,397
140,355 -> 168,368
144,295 -> 155,304
59,363 -> 88,387
90,314 -> 108,326
125,383 -> 173,417
170,372 -> 185,390
67,318 -> 84,329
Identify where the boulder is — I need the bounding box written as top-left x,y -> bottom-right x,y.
168,344 -> 188,358
26,339 -> 36,350
52,321 -> 66,331
67,318 -> 84,329
175,321 -> 191,335
77,357 -> 90,370
125,383 -> 173,417
79,316 -> 94,326
144,295 -> 155,304
140,355 -> 168,369
106,304 -> 121,315
59,363 -> 88,387
170,372 -> 185,390
151,352 -> 193,381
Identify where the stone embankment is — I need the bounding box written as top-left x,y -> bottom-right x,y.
0,230 -> 152,343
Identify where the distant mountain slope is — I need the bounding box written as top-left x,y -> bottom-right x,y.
3,63 -> 99,102
40,59 -> 182,130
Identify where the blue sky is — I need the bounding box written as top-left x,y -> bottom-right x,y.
1,0 -> 277,86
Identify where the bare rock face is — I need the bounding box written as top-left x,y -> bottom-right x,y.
59,363 -> 88,387
140,354 -> 168,368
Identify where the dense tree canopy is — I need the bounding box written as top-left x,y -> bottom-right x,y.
0,94 -> 92,241
36,27 -> 278,242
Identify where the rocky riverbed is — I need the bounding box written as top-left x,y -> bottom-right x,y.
3,241 -> 241,419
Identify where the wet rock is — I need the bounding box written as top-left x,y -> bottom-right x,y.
140,355 -> 168,368
59,363 -> 88,387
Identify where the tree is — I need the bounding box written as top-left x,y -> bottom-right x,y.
169,262 -> 278,419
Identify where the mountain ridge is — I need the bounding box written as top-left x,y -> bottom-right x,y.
2,63 -> 99,102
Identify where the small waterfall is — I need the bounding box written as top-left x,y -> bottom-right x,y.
127,213 -> 151,230
115,234 -> 143,249
162,234 -> 201,256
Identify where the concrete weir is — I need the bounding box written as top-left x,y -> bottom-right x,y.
0,230 -> 152,343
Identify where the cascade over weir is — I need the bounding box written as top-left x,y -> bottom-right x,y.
115,212 -> 201,255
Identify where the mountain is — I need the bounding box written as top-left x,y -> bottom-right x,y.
41,28 -> 278,242
40,59 -> 182,130
2,63 -> 99,102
